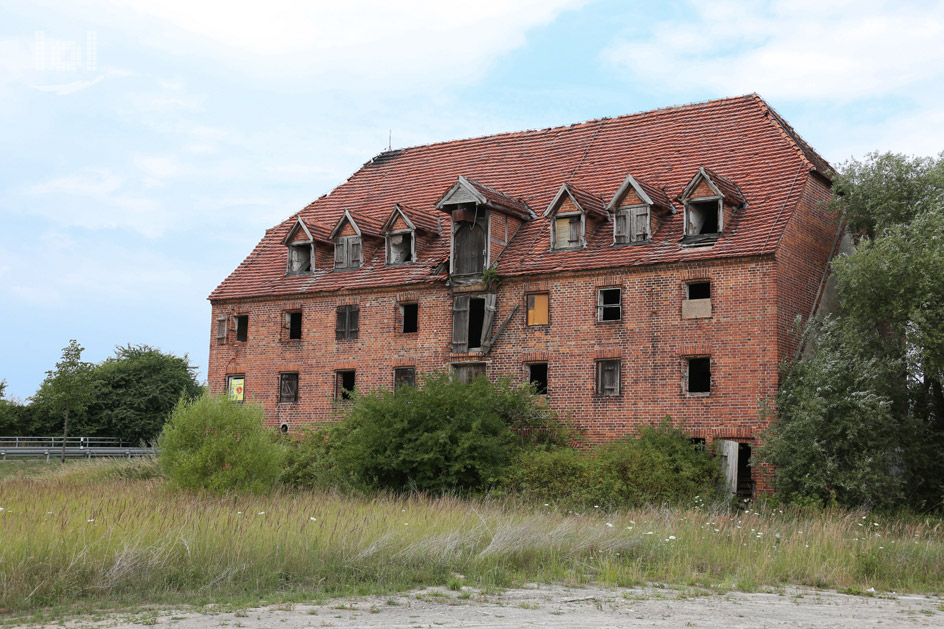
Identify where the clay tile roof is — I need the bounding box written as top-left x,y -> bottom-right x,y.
635,180 -> 674,212
566,183 -> 608,218
209,93 -> 832,301
700,167 -> 748,207
462,177 -> 534,219
396,203 -> 441,236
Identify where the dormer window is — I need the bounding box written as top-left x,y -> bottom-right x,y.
614,205 -> 650,243
606,172 -> 674,245
679,168 -> 747,243
544,182 -> 606,251
686,198 -> 722,236
334,235 -> 362,269
381,203 -> 440,268
553,214 -> 583,249
387,232 -> 413,264
282,218 -> 315,276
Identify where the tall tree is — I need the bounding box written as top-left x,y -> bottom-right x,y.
31,340 -> 96,461
762,152 -> 944,510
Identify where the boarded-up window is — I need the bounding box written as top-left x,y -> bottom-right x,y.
597,288 -> 621,322
614,211 -> 629,244
334,235 -> 363,269
526,293 -> 549,326
235,315 -> 249,342
615,206 -> 650,243
215,317 -> 227,343
287,243 -> 312,274
554,215 -> 582,249
226,375 -> 245,402
336,370 -> 356,399
453,363 -> 485,384
279,372 -> 298,404
595,359 -> 620,396
453,222 -> 486,275
336,305 -> 359,340
394,366 -> 416,388
285,311 -> 302,340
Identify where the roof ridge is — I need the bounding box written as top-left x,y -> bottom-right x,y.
749,94 -> 833,178
382,94 -> 762,156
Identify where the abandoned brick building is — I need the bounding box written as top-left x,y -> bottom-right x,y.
208,94 -> 840,495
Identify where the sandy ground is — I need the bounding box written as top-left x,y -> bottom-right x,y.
16,584 -> 942,629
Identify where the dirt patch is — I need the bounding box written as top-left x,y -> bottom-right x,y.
21,585 -> 944,628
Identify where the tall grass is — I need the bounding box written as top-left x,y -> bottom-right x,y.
0,460 -> 942,613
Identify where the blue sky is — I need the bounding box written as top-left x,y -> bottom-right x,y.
1,0 -> 943,400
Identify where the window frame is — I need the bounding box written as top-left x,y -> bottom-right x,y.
226,374 -> 245,402
526,362 -> 549,395
284,310 -> 302,341
335,369 -> 356,400
525,292 -> 550,326
614,204 -> 651,244
552,212 -> 584,250
385,229 -> 416,266
278,372 -> 299,404
596,288 -> 622,322
684,197 -> 723,236
335,305 -> 360,341
451,362 -> 486,384
393,366 -> 416,389
286,241 -> 314,275
399,302 -> 419,334
685,356 -> 712,396
234,314 -> 249,342
595,359 -> 621,397
334,234 -> 363,270
215,317 -> 227,344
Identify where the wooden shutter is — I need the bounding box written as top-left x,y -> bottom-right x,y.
452,295 -> 470,352
351,238 -> 362,267
279,373 -> 298,403
632,207 -> 649,241
480,293 -> 497,348
614,211 -> 628,243
554,217 -> 570,249
568,217 -> 581,246
334,239 -> 346,268
335,306 -> 347,339
598,360 -> 619,396
348,306 -> 359,339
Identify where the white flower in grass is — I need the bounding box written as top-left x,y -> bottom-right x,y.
87,519 -> 94,523
645,531 -> 654,535
626,526 -> 633,530
237,511 -> 243,515
668,535 -> 676,540
544,503 -> 549,507
606,522 -> 613,528
258,511 -> 265,515
310,517 -> 317,521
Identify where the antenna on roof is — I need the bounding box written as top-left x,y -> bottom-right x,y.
388,130 -> 392,151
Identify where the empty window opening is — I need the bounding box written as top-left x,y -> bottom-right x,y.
736,443 -> 755,499
687,282 -> 711,300
226,375 -> 245,402
554,215 -> 582,249
336,370 -> 356,400
280,422 -> 289,433
688,199 -> 720,235
235,315 -> 249,342
336,305 -> 359,340
526,293 -> 549,326
388,232 -> 413,264
401,303 -> 418,333
527,363 -> 548,394
468,298 -> 485,349
286,311 -> 302,340
453,363 -> 485,384
688,357 -> 711,394
595,359 -> 620,396
597,288 -> 622,322
279,372 -> 298,404
394,366 -> 416,388
287,244 -> 312,274
690,437 -> 707,451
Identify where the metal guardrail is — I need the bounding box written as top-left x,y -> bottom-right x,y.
0,446 -> 154,461
0,436 -> 131,448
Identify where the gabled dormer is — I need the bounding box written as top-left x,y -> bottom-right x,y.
381,203 -> 441,266
679,168 -> 747,243
329,211 -> 364,270
544,183 -> 607,250
436,176 -> 532,279
607,173 -> 674,245
283,217 -> 314,275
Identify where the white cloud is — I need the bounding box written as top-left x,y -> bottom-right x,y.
604,0 -> 944,104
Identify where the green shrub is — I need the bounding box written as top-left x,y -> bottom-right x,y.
327,373 -> 568,493
279,426 -> 348,490
501,420 -> 720,508
157,395 -> 283,493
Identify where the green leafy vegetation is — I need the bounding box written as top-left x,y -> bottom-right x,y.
762,152 -> 944,511
500,421 -> 719,508
157,395 -> 283,493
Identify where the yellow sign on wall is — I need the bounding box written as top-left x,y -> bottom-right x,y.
228,376 -> 245,402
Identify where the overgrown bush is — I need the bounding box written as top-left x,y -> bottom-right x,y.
278,426 -> 348,490
157,395 -> 283,493
501,420 -> 720,508
325,372 -> 570,493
